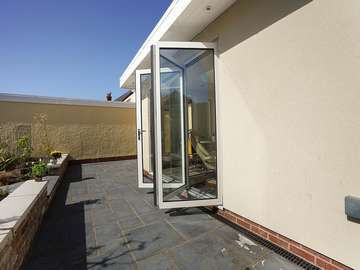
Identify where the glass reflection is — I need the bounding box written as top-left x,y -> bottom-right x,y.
159,48 -> 217,202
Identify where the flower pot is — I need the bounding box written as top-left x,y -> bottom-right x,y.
34,176 -> 43,182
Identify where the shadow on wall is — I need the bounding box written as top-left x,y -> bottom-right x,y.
214,0 -> 313,53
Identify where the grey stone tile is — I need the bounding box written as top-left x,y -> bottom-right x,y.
167,214 -> 222,239
87,238 -> 135,270
139,210 -> 169,225
84,197 -> 109,211
95,222 -> 122,245
170,232 -> 257,270
126,198 -> 156,215
23,160 -> 300,270
215,225 -> 269,259
24,256 -> 63,270
107,188 -> 140,200
124,221 -> 184,261
109,199 -> 136,219
137,252 -> 178,270
91,209 -> 118,227
118,215 -> 144,231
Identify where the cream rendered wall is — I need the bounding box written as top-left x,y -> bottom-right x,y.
0,101 -> 136,160
141,94 -> 152,173
195,0 -> 360,268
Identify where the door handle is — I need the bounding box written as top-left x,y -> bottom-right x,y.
137,129 -> 141,140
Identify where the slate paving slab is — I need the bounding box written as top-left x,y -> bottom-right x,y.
95,222 -> 122,245
118,215 -> 144,231
167,213 -> 223,239
136,252 -> 178,270
21,160 -> 304,270
169,232 -> 252,270
123,221 -> 185,261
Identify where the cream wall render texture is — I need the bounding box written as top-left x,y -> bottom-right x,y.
194,0 -> 360,268
0,101 -> 136,160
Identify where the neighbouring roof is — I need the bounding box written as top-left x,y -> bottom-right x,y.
114,90 -> 134,102
119,0 -> 235,89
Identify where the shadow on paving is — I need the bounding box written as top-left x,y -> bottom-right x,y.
21,160 -> 303,270
21,164 -> 90,269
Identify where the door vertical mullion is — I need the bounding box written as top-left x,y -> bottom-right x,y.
135,70 -> 143,188
152,44 -> 163,207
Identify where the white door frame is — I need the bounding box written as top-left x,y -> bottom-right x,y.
136,69 -> 154,188
136,68 -> 186,189
152,41 -> 223,209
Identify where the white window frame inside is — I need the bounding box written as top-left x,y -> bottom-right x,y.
152,41 -> 223,209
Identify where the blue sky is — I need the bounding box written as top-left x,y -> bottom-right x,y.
0,0 -> 171,100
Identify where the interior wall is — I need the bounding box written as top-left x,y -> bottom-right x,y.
0,101 -> 136,160
141,86 -> 152,173
195,0 -> 360,268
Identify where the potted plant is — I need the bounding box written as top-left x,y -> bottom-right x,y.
31,161 -> 48,181
50,150 -> 62,162
0,189 -> 9,201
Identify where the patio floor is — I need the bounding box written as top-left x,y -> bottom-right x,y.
22,160 -> 302,270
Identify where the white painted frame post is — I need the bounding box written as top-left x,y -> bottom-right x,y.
136,69 -> 154,188
153,41 -> 223,209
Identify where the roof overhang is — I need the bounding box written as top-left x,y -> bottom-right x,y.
119,0 -> 235,89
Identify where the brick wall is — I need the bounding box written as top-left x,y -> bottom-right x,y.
216,208 -> 353,270
0,187 -> 47,270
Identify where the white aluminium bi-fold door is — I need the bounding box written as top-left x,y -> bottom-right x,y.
152,41 -> 222,209
136,68 -> 186,189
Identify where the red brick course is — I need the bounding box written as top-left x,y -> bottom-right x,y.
289,244 -> 315,263
268,234 -> 289,249
216,208 -> 352,270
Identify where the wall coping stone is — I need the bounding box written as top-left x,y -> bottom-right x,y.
45,153 -> 69,198
0,93 -> 135,108
44,176 -> 59,197
0,180 -> 47,251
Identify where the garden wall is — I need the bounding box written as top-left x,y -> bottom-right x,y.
0,94 -> 136,160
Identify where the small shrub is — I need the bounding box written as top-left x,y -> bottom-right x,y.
33,113 -> 52,156
0,189 -> 9,200
31,161 -> 48,179
0,141 -> 10,162
0,141 -> 9,160
16,135 -> 32,162
0,156 -> 19,171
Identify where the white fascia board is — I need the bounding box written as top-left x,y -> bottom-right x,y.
119,0 -> 191,89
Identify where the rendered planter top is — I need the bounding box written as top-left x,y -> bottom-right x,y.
0,180 -> 47,250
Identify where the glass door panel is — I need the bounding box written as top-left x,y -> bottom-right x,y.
153,42 -> 222,208
160,58 -> 186,191
136,69 -> 154,188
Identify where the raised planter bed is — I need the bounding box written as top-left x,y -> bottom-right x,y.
0,153 -> 69,270
44,154 -> 69,199
0,154 -> 69,201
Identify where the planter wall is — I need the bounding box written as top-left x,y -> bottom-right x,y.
0,154 -> 69,270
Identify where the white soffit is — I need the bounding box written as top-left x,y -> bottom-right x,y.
119,0 -> 235,89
